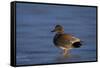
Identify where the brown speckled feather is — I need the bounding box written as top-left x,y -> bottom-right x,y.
53,33 -> 73,48
52,25 -> 82,54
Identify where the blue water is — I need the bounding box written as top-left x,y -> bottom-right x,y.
16,3 -> 97,65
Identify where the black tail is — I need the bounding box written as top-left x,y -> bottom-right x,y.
72,42 -> 82,48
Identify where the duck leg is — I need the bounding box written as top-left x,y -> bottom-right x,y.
63,49 -> 68,56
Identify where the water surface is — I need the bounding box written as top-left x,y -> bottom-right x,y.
16,3 -> 97,65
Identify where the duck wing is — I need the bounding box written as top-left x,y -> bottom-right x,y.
54,34 -> 73,47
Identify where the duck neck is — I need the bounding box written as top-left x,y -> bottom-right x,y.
57,31 -> 64,34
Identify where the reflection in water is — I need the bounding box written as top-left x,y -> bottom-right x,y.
54,53 -> 81,63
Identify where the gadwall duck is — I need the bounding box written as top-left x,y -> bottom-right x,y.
51,25 -> 82,56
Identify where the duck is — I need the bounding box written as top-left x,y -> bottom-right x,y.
51,25 -> 82,56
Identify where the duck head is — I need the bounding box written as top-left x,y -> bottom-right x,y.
51,25 -> 64,33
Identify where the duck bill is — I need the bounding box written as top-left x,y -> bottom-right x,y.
51,29 -> 55,32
